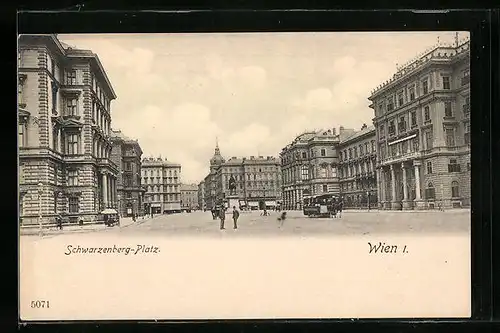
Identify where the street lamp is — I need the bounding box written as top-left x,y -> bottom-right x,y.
37,182 -> 43,237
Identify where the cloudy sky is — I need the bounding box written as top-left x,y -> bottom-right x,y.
59,31 -> 467,184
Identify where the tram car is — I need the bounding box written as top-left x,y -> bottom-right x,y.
303,193 -> 338,218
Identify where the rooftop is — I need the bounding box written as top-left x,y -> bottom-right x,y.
340,124 -> 375,144
370,37 -> 470,98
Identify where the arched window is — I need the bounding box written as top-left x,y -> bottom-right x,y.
425,182 -> 435,199
320,164 -> 328,178
301,165 -> 309,180
451,181 -> 460,198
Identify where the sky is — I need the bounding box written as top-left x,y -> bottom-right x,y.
59,31 -> 468,184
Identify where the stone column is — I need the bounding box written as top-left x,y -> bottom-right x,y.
413,160 -> 424,209
58,128 -> 62,152
377,168 -> 383,209
102,172 -> 108,208
402,162 -> 411,210
390,164 -> 399,210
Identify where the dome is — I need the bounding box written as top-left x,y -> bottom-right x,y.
210,137 -> 225,166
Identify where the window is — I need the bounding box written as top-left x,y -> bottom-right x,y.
301,166 -> 309,180
348,149 -> 352,159
451,181 -> 460,198
448,159 -> 461,172
320,165 -> 327,178
66,98 -> 78,116
422,79 -> 429,94
464,121 -> 470,145
424,106 -> 430,121
461,69 -> 470,86
388,120 -> 395,136
398,116 -> 406,132
427,161 -> 432,174
302,152 -> 307,159
354,147 -> 358,158
409,85 -> 415,101
444,101 -> 453,117
320,149 -> 326,157
67,170 -> 78,186
442,76 -> 450,90
412,137 -> 419,151
463,96 -> 470,118
66,70 -> 77,85
67,134 -> 79,155
360,145 -> 364,155
397,92 -> 404,107
69,197 -> 79,213
380,145 -> 386,159
387,97 -> 394,111
125,162 -> 132,171
425,183 -> 435,199
380,125 -> 385,138
18,123 -> 25,147
322,185 -> 328,193
378,103 -> 384,116
445,128 -> 455,147
411,111 -> 417,127
332,166 -> 337,178
401,141 -> 408,154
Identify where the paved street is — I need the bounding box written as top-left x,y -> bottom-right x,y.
113,209 -> 470,237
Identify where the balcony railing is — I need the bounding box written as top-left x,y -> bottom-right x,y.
379,151 -> 421,166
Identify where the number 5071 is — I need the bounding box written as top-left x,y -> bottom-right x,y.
30,300 -> 49,308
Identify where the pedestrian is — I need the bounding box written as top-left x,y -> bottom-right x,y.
56,214 -> 63,230
219,206 -> 226,230
232,206 -> 240,229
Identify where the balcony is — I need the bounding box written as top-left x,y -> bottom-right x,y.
379,151 -> 422,166
463,104 -> 470,119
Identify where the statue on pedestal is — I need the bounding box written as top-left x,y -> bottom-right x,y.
229,175 -> 236,196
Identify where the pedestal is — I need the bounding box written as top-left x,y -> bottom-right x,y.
413,200 -> 426,210
402,200 -> 412,210
383,202 -> 391,210
379,202 -> 385,210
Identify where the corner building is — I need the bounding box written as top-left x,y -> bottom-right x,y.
18,34 -> 118,225
280,129 -> 340,210
338,125 -> 378,208
110,130 -> 145,217
369,38 -> 470,210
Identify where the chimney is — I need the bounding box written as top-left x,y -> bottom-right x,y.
361,123 -> 367,130
339,126 -> 345,134
332,128 -> 336,136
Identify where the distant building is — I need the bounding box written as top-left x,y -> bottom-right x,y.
202,140 -> 282,210
141,157 -> 182,214
110,130 -> 145,217
18,34 -> 118,226
369,37 -> 470,210
338,124 -> 378,208
280,129 -> 340,210
181,183 -> 199,210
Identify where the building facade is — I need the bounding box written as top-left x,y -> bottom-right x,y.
369,38 -> 470,210
338,124 -> 378,208
202,141 -> 282,210
141,157 -> 182,214
180,184 -> 199,210
18,34 -> 118,226
110,130 -> 145,217
280,129 -> 340,210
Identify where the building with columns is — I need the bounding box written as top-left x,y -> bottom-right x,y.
110,130 -> 145,217
202,140 -> 282,210
338,124 -> 378,208
18,34 -> 118,226
369,37 -> 470,210
141,157 -> 182,214
180,183 -> 199,211
280,129 -> 340,210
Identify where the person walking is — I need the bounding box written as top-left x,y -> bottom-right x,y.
56,214 -> 63,230
232,206 -> 240,230
219,206 -> 226,230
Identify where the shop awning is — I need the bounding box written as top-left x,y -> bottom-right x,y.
248,202 -> 259,207
265,201 -> 276,206
151,203 -> 162,208
101,208 -> 118,214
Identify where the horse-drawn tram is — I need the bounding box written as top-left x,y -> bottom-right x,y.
303,193 -> 338,218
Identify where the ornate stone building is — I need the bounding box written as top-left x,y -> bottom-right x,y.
280,129 -> 340,210
338,124 -> 378,208
110,130 -> 145,217
141,157 -> 182,214
202,140 -> 282,210
197,180 -> 205,210
369,37 -> 470,210
18,34 -> 118,226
